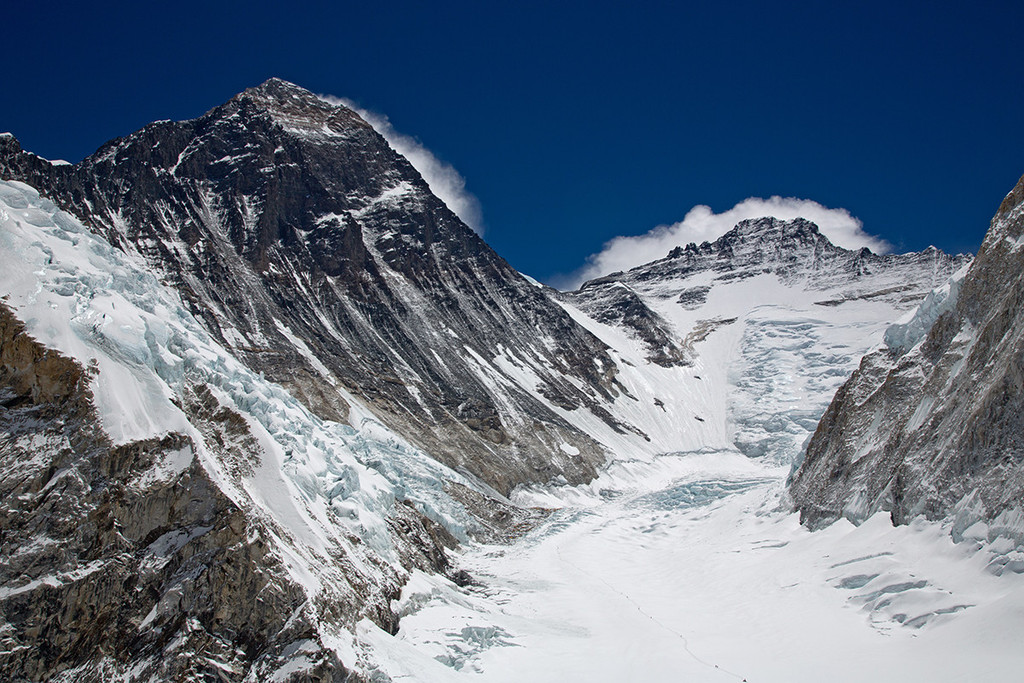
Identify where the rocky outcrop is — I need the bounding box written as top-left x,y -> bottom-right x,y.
561,282 -> 687,367
790,174 -> 1024,537
0,79 -> 631,496
0,303 -> 455,681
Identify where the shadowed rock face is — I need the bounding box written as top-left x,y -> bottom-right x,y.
791,174 -> 1024,531
0,303 -> 458,682
0,79 -> 626,495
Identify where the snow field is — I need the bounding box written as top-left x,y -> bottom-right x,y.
363,453 -> 1024,682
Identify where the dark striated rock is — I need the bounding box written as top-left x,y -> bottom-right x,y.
0,302 -> 454,681
0,79 -> 627,496
791,173 -> 1024,535
565,280 -> 687,367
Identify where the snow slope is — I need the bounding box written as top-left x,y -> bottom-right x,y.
0,178 -> 495,677
357,454 -> 1024,682
563,217 -> 967,469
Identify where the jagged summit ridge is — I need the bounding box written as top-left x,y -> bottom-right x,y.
587,216 -> 948,295
572,215 -> 966,346
668,215 -> 828,257
580,216 -> 840,288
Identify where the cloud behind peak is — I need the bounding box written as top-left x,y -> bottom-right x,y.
558,196 -> 890,290
319,95 -> 484,235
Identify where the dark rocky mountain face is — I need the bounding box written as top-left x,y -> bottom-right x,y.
0,78 -> 628,495
791,174 -> 1024,546
0,302 -> 459,682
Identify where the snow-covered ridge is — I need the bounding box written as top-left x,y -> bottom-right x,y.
0,178 -> 492,674
884,262 -> 970,353
565,216 -> 967,468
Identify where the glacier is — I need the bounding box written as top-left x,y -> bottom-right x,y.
5,177 -> 1018,681
2,79 -> 1023,682
0,178 -> 494,678
363,455 -> 1024,683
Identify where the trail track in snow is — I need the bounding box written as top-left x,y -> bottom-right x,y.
551,517 -> 750,683
362,452 -> 1024,683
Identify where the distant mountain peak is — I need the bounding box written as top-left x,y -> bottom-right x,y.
664,216 -> 832,263
731,215 -> 823,242
570,210 -> 967,371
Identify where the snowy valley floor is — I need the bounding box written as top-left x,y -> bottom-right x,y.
358,451 -> 1024,682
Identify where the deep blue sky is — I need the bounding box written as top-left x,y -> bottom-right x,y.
4,1 -> 1023,283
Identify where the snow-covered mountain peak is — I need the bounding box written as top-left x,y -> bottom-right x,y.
581,215 -> 966,314
0,80 -> 659,498
663,215 -> 863,283
565,214 -> 966,465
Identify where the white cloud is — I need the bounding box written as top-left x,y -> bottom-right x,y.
318,95 -> 484,234
560,196 -> 890,289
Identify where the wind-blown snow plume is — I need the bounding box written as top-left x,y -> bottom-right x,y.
562,197 -> 891,289
319,95 -> 484,234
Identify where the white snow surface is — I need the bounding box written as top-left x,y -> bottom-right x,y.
360,454 -> 1024,682
4,177 -> 1020,680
